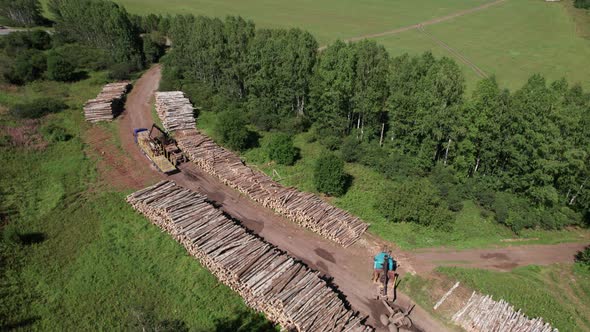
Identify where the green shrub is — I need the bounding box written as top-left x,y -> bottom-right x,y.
505,206 -> 537,233
376,178 -> 453,228
266,134 -> 298,165
313,154 -> 348,196
574,0 -> 590,9
0,134 -> 11,147
248,107 -> 280,131
215,110 -> 256,151
278,115 -> 311,135
0,30 -> 51,55
320,135 -> 341,151
51,44 -> 110,71
41,124 -> 72,142
340,136 -> 362,162
142,34 -> 166,64
575,246 -> 590,266
475,188 -> 496,210
10,97 -> 67,119
5,49 -> 46,84
108,63 -> 136,81
493,192 -> 510,224
46,52 -> 77,82
447,188 -> 464,212
0,0 -> 44,27
357,142 -> 387,168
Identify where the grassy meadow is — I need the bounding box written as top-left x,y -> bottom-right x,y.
0,77 -> 272,330
439,264 -> 590,331
378,0 -> 590,91
399,264 -> 590,331
109,0 -> 489,44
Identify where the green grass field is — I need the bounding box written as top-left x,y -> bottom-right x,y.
399,264 -> 590,331
438,264 -> 590,331
0,78 -> 272,330
378,0 -> 590,91
197,111 -> 590,250
109,0 -> 489,44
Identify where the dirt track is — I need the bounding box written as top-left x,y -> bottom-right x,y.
116,65 -> 446,332
106,65 -> 588,331
318,0 -> 507,50
411,242 -> 588,273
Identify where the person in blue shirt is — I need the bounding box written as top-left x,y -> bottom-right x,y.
372,247 -> 397,283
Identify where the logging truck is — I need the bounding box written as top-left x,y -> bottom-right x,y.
133,124 -> 186,174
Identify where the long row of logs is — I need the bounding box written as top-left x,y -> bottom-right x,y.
127,180 -> 373,332
452,292 -> 557,332
174,129 -> 368,247
83,82 -> 131,122
155,91 -> 195,132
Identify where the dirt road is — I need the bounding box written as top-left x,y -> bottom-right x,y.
411,242 -> 588,273
116,65 -> 447,331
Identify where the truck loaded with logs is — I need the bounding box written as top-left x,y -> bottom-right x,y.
133,124 -> 186,174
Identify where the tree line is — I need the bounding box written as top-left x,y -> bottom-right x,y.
0,0 -> 167,86
157,13 -> 589,232
2,0 -> 588,232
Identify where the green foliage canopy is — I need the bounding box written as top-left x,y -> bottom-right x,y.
46,52 -> 76,82
266,134 -> 297,165
215,110 -> 253,151
49,0 -> 144,68
0,0 -> 44,27
376,178 -> 453,228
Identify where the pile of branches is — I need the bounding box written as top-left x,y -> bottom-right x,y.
83,82 -> 131,122
155,91 -> 195,132
452,292 -> 557,332
175,129 -> 368,247
127,181 -> 372,332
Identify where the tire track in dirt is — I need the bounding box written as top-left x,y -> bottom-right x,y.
417,25 -> 488,78
410,242 -> 588,273
318,0 -> 507,50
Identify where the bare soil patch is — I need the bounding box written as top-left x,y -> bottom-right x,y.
0,120 -> 47,149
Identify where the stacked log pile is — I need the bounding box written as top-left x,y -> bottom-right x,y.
155,91 -> 195,132
452,292 -> 557,332
175,129 -> 368,247
127,180 -> 372,332
83,82 -> 131,122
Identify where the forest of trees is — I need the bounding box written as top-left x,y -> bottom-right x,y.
2,0 -> 588,233
157,14 -> 590,232
0,0 -> 45,27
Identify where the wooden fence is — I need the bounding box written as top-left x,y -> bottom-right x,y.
127,180 -> 372,332
174,129 -> 368,247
